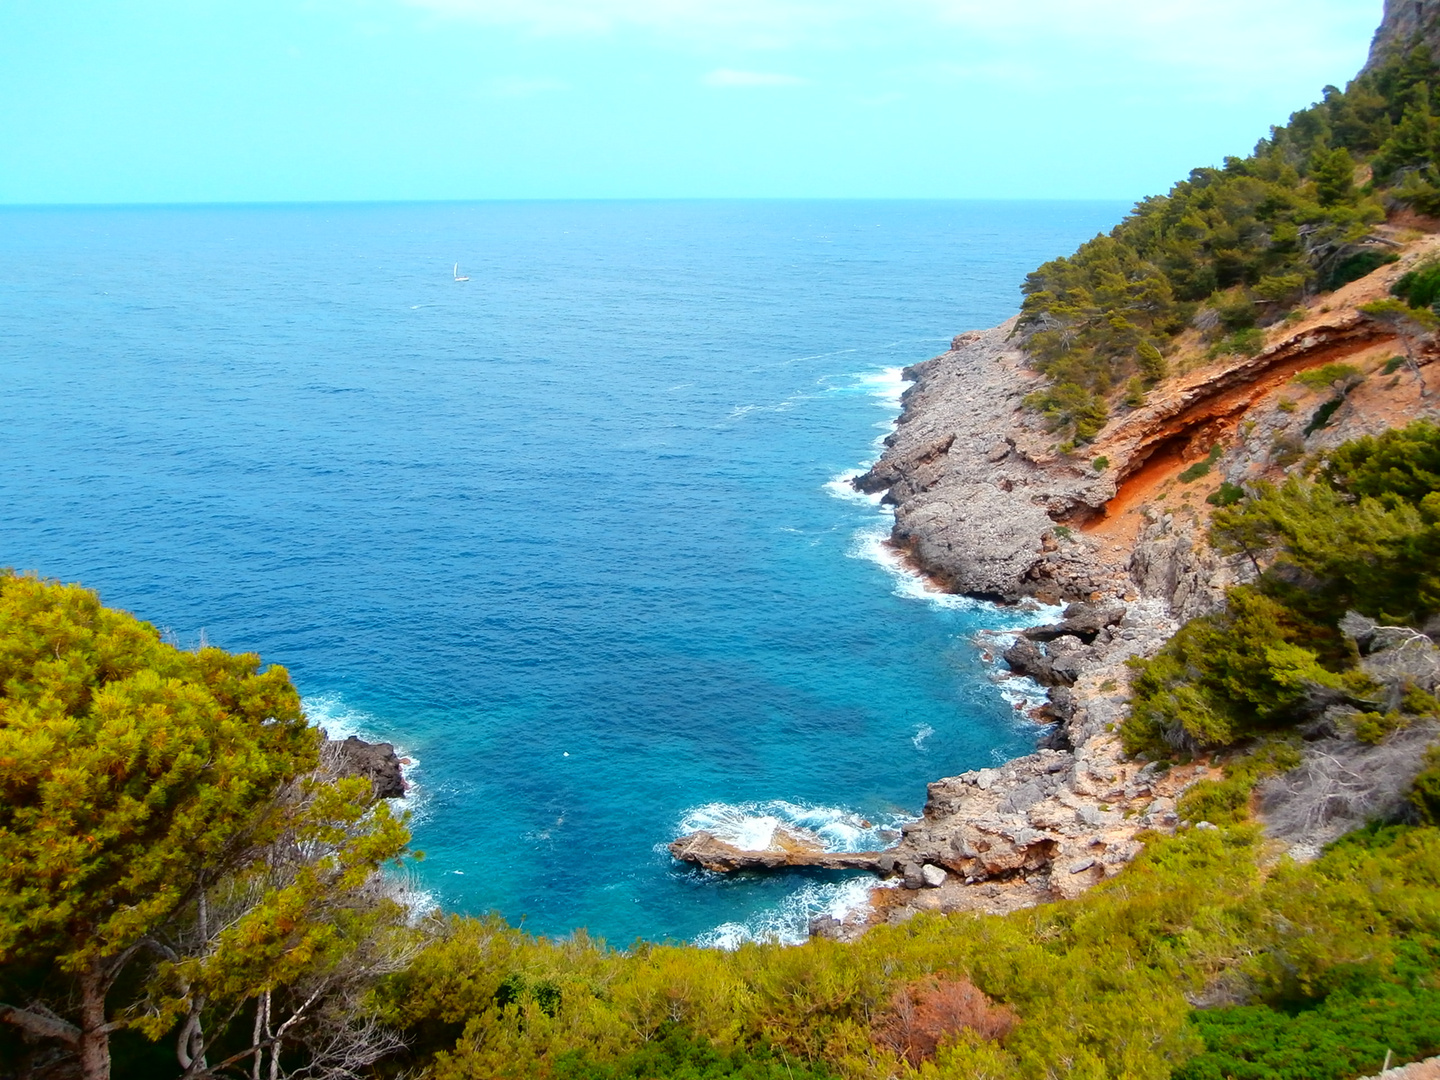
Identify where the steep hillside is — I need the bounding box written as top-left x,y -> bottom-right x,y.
674,2 -> 1440,940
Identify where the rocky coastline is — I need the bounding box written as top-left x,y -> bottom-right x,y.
671,243 -> 1440,938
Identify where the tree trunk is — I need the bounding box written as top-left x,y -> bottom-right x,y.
77,962 -> 111,1080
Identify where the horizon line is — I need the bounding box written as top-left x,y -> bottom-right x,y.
0,195 -> 1139,211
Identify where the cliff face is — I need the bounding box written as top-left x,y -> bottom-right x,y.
1367,0 -> 1440,69
859,232 -> 1440,621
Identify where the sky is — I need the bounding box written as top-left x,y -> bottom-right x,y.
0,0 -> 1384,203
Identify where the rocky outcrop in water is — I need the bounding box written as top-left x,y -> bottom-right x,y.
671,597 -> 1190,931
668,832 -> 888,873
322,735 -> 407,800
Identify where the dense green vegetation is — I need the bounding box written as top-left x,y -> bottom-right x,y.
0,571 -> 412,1080
1018,45 -> 1440,442
1126,419 -> 1440,756
352,818 -> 1440,1080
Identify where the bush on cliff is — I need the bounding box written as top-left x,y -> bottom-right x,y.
1172,827 -> 1440,1080
1125,421 -> 1440,757
1124,588 -> 1362,755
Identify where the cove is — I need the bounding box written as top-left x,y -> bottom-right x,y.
0,199 -> 1126,944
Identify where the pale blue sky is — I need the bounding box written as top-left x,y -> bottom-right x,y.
0,0 -> 1382,203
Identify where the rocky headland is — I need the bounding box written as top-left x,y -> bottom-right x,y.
672,227 -> 1440,940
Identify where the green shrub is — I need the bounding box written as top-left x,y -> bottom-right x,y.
1023,382 -> 1109,443
1255,273 -> 1308,303
1207,482 -> 1246,507
1384,355 -> 1408,374
1293,362 -> 1362,391
1319,249 -> 1400,292
554,1025 -> 835,1080
1352,709 -> 1411,745
1177,741 -> 1301,826
1209,327 -> 1265,359
1392,256 -> 1440,309
1138,341 -> 1169,381
1125,376 -> 1148,408
1269,434 -> 1304,467
1125,588 -> 1355,755
1410,747 -> 1440,825
1213,294 -> 1260,333
1174,978 -> 1440,1080
1132,422 -> 1440,758
1321,419 -> 1440,505
1179,446 -> 1223,483
1092,456 -> 1110,472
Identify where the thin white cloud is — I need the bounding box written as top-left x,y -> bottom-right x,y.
486,76 -> 571,97
403,0 -> 843,38
703,68 -> 807,88
401,0 -> 1374,47
398,0 -> 1378,95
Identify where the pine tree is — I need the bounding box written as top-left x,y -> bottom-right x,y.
1311,146 -> 1357,206
0,573 -> 411,1080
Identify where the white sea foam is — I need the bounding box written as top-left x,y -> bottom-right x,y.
784,346 -> 860,365
388,873 -> 440,925
305,691 -> 377,742
678,799 -> 909,855
859,365 -> 909,410
729,385 -> 821,420
847,523 -> 990,612
997,673 -> 1051,715
823,471 -> 883,506
694,876 -> 891,949
972,629 -> 1062,722
912,724 -> 935,750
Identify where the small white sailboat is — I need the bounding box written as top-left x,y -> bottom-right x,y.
453,263 -> 470,282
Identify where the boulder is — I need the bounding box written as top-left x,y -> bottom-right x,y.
1023,601 -> 1126,644
323,735 -> 406,800
1003,637 -> 1065,685
668,831 -> 889,874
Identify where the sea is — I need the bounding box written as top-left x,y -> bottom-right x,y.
0,200 -> 1127,947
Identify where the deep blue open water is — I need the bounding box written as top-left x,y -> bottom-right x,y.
0,200 -> 1125,945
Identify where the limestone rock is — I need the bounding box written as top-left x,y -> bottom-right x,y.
1367,0 -> 1440,72
668,831 -> 888,874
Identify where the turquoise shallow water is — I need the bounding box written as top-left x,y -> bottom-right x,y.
0,199 -> 1125,944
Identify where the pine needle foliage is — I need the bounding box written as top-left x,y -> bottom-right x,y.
1016,45 -> 1440,441
0,572 -> 412,1080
